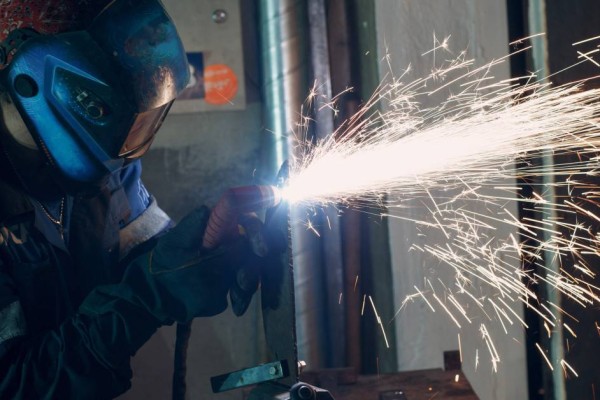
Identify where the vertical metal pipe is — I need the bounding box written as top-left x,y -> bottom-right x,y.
258,0 -> 327,370
527,1 -> 566,399
325,0 -> 363,372
307,0 -> 347,368
259,0 -> 305,181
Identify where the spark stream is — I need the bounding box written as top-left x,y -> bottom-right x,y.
283,37 -> 600,374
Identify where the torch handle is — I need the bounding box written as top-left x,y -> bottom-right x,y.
202,185 -> 281,250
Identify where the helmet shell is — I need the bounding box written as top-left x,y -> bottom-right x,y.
0,0 -> 189,186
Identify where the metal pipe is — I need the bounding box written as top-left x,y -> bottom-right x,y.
258,0 -> 327,369
259,0 -> 308,182
528,1 -> 566,399
307,0 -> 347,368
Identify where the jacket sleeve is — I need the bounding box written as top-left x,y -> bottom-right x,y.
0,161 -> 174,399
0,257 -> 163,400
118,160 -> 173,260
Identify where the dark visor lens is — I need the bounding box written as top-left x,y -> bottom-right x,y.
118,100 -> 173,159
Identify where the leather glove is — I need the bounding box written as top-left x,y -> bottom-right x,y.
120,206 -> 261,324
230,211 -> 288,316
228,213 -> 266,316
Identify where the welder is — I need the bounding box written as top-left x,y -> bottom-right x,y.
0,0 -> 263,398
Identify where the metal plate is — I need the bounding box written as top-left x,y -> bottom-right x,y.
211,360 -> 289,393
261,200 -> 299,387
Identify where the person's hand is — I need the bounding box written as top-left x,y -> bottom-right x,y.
228,213 -> 268,316
120,206 -> 262,324
232,210 -> 288,316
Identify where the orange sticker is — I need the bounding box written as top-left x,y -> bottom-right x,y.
204,64 -> 238,105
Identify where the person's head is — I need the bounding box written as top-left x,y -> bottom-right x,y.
0,0 -> 189,196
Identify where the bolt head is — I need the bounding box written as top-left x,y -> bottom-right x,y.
212,9 -> 228,24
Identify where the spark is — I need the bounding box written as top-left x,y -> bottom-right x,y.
576,51 -> 600,67
449,294 -> 472,323
433,293 -> 461,329
543,321 -> 552,338
546,301 -> 580,323
283,35 -> 600,374
560,359 -> 579,378
536,342 -> 554,371
305,219 -> 321,237
393,285 -> 436,321
489,299 -> 512,334
563,322 -> 577,338
481,324 -> 500,372
497,297 -> 529,328
572,35 -> 600,46
361,294 -> 366,316
414,285 -> 435,311
369,295 -> 391,348
458,333 -> 463,363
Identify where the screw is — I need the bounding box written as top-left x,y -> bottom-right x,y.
212,9 -> 228,24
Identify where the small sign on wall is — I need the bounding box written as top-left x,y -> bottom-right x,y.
163,0 -> 246,113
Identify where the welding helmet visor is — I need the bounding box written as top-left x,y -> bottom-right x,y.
0,0 -> 189,186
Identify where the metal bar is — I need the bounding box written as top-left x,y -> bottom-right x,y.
211,360 -> 289,393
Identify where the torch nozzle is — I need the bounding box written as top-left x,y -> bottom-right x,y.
202,185 -> 282,250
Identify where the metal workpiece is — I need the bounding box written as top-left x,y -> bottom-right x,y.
260,161 -> 299,387
258,0 -> 309,182
258,0 -> 330,372
210,161 -> 301,393
210,361 -> 289,393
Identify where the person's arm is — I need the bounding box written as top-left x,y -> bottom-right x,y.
0,261 -> 161,399
1,205 -> 257,399
118,160 -> 173,260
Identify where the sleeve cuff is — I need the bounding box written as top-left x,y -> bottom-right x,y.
119,197 -> 172,260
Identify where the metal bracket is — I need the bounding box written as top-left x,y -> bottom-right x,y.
246,381 -> 335,400
290,382 -> 335,400
211,360 -> 290,393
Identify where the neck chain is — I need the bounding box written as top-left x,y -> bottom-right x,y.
37,197 -> 65,239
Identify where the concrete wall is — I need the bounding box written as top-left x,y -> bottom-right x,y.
374,1 -> 528,399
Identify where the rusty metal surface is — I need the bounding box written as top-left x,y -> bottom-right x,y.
302,369 -> 479,400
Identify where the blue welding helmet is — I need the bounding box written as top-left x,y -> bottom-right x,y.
0,0 -> 189,186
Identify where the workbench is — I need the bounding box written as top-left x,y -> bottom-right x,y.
298,368 -> 479,400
